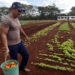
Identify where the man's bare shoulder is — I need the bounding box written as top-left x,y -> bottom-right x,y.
1,15 -> 10,22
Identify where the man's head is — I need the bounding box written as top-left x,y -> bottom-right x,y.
11,2 -> 25,18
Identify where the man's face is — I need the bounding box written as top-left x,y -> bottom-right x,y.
12,8 -> 21,18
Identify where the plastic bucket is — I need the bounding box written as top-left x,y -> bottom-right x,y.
0,60 -> 19,75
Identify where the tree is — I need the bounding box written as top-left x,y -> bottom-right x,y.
69,7 -> 75,16
0,4 -> 61,20
38,5 -> 60,20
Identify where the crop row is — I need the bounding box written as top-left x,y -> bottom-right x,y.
24,22 -> 60,46
71,23 -> 75,28
58,22 -> 70,31
31,62 -> 73,72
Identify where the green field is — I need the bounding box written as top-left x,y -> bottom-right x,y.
20,20 -> 57,25
58,22 -> 70,31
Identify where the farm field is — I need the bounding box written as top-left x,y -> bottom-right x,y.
0,20 -> 75,75
20,20 -> 57,25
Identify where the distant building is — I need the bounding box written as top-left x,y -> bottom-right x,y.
57,16 -> 75,20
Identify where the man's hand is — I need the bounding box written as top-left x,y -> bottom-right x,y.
5,48 -> 9,61
20,27 -> 30,41
26,36 -> 30,41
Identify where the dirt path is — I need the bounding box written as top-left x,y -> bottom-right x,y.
68,22 -> 75,48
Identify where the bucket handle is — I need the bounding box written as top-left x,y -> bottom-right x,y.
5,54 -> 9,63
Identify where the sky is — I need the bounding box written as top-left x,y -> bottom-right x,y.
0,0 -> 75,13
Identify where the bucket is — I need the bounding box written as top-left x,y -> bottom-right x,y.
0,60 -> 19,75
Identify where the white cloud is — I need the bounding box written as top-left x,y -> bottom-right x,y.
0,0 -> 29,7
39,0 -> 75,13
37,0 -> 53,6
42,0 -> 53,6
55,0 -> 75,13
0,0 -> 75,13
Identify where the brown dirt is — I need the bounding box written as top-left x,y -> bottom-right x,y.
21,22 -> 56,37
69,22 -> 75,48
24,21 -> 75,75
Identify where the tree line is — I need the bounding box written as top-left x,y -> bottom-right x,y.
0,4 -> 75,20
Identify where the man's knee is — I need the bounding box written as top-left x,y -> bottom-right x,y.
22,52 -> 29,59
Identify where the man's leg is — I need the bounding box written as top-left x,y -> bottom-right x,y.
8,45 -> 18,60
19,41 -> 29,70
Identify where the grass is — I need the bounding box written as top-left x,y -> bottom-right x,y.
71,23 -> 75,28
20,20 -> 31,25
20,20 -> 57,25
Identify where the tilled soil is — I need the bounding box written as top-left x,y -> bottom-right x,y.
21,22 -> 75,75
1,21 -> 75,75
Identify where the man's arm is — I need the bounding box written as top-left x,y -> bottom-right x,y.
20,27 -> 29,40
1,26 -> 9,55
